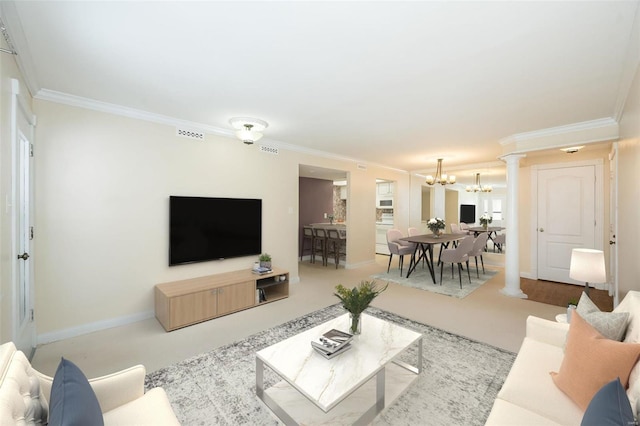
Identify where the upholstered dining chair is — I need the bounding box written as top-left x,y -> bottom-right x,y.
450,223 -> 462,234
493,233 -> 505,253
459,222 -> 471,234
468,232 -> 489,278
439,235 -> 475,288
386,229 -> 414,276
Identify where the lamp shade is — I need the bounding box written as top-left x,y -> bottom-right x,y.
569,248 -> 606,283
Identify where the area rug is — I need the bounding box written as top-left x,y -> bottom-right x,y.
372,265 -> 498,298
145,304 -> 515,425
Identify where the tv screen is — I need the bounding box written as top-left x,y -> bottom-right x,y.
169,196 -> 262,266
460,204 -> 476,224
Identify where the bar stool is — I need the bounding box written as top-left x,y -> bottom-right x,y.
300,226 -> 315,261
327,228 -> 346,269
312,228 -> 328,266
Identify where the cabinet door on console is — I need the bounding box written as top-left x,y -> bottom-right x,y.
171,289 -> 218,328
217,281 -> 255,315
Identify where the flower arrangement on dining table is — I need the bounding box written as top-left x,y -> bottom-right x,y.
426,217 -> 446,235
479,213 -> 493,228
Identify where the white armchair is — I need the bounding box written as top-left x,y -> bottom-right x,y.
0,342 -> 180,425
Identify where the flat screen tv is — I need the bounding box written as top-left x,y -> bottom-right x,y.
169,196 -> 262,266
460,204 -> 476,224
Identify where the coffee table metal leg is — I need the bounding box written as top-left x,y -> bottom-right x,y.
353,368 -> 386,426
376,368 -> 386,411
256,357 -> 299,426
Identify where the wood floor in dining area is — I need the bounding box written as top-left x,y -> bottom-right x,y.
521,278 -> 613,312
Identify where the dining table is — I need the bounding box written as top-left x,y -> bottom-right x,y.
399,233 -> 466,284
468,226 -> 505,249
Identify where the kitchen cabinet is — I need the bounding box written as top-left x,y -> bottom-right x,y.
377,182 -> 394,196
375,224 -> 392,255
339,186 -> 347,200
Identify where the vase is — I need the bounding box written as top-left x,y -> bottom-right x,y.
482,223 -> 488,230
431,229 -> 441,238
349,312 -> 362,335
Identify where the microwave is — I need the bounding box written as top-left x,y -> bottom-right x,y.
377,199 -> 393,209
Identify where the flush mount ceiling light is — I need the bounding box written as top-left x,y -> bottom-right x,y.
228,117 -> 269,145
425,158 -> 456,186
466,173 -> 492,193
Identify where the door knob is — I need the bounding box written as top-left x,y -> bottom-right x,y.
17,253 -> 29,260
539,228 -> 544,232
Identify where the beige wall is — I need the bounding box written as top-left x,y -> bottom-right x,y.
617,65 -> 640,298
31,100 -> 411,340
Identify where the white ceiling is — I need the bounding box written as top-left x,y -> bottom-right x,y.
3,1 -> 638,174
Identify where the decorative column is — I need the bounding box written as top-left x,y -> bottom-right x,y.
433,185 -> 446,219
500,154 -> 527,298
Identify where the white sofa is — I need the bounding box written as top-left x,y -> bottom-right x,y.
0,342 -> 180,425
486,290 -> 640,425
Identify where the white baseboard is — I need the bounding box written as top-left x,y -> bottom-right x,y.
37,310 -> 155,345
345,259 -> 376,269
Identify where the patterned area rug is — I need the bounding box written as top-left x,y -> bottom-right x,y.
372,264 -> 498,298
146,304 -> 515,425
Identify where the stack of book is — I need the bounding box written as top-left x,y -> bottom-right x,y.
252,266 -> 272,275
311,329 -> 353,359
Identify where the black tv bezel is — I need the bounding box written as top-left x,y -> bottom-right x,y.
168,196 -> 262,266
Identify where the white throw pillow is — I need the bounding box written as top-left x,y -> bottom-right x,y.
576,291 -> 629,341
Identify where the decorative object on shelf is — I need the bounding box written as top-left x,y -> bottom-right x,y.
569,248 -> 606,296
334,280 -> 388,335
427,217 -> 446,237
425,158 -> 456,186
259,253 -> 272,269
479,214 -> 492,229
465,173 -> 492,193
328,214 -> 334,225
228,117 -> 269,145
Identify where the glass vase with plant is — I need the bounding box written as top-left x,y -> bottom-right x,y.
334,280 -> 388,334
427,217 -> 446,237
479,214 -> 493,229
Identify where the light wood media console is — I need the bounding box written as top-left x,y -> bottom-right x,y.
154,267 -> 289,331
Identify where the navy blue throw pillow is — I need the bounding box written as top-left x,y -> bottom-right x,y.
48,357 -> 104,426
581,377 -> 634,426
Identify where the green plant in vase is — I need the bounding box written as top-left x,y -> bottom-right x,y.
479,214 -> 493,229
259,253 -> 272,269
334,280 -> 388,334
427,217 -> 446,237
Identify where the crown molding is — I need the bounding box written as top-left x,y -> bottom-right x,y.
499,117 -> 619,154
35,88 -> 409,175
0,1 -> 41,98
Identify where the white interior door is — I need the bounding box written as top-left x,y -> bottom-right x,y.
12,79 -> 36,357
537,165 -> 597,284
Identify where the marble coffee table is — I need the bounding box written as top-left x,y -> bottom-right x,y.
256,313 -> 423,425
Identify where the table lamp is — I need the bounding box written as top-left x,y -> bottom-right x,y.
569,248 -> 606,295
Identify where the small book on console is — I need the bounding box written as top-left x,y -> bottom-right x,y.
310,328 -> 353,355
252,266 -> 272,275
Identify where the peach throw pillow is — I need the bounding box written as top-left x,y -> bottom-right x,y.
551,311 -> 640,411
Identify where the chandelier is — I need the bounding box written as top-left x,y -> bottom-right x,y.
466,173 -> 492,192
425,158 -> 456,186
